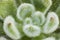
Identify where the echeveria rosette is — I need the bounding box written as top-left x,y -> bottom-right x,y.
16,2 -> 59,40
1,0 -> 59,40
0,0 -> 17,20
16,3 -> 42,38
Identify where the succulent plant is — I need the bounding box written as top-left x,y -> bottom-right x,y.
0,0 -> 60,40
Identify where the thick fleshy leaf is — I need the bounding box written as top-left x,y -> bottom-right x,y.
43,12 -> 59,34
17,3 -> 35,21
0,0 -> 17,19
3,16 -> 21,39
42,37 -> 55,40
32,11 -> 45,26
23,24 -> 41,37
24,17 -> 32,25
0,36 -> 7,40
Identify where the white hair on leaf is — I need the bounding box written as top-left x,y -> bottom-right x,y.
43,12 -> 59,34
23,24 -> 41,37
42,0 -> 52,14
42,37 -> 55,40
32,11 -> 45,26
24,17 -> 32,25
17,3 -> 35,21
0,36 -> 7,40
3,16 -> 21,40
